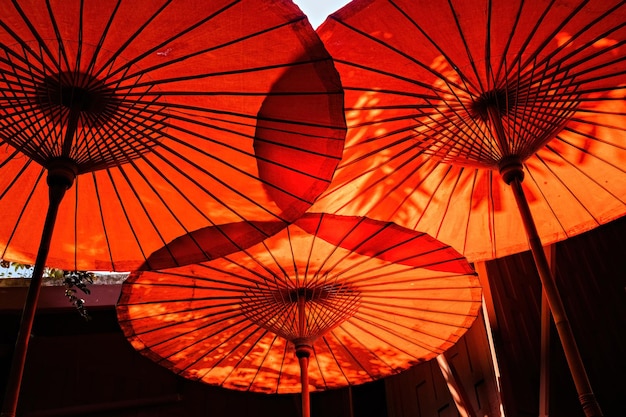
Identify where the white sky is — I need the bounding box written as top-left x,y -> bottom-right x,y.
293,0 -> 352,28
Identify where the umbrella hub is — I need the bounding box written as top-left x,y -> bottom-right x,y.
36,72 -> 120,123
46,157 -> 78,189
470,89 -> 513,121
294,341 -> 313,359
498,156 -> 524,185
240,282 -> 361,342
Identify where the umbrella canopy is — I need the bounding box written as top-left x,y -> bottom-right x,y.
314,0 -> 626,262
0,2 -> 346,415
0,0 -> 346,272
117,213 -> 482,417
313,1 -> 625,415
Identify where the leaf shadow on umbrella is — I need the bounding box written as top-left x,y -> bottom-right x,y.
311,50 -> 626,261
116,213 -> 482,417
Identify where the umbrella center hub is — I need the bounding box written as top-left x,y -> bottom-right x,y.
0,69 -> 167,173
36,72 -> 120,122
240,282 -> 362,343
470,89 -> 512,120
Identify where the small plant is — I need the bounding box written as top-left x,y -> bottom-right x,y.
1,260 -> 95,320
62,270 -> 95,321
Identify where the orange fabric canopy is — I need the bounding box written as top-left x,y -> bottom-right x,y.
312,0 -> 626,262
117,213 -> 481,394
0,0 -> 346,272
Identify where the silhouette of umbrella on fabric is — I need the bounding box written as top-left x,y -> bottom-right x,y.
0,1 -> 345,415
312,1 -> 625,415
117,213 -> 482,417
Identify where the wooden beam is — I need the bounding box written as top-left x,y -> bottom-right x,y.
539,245 -> 556,417
437,353 -> 478,417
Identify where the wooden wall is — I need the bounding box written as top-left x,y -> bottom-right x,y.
385,311 -> 502,417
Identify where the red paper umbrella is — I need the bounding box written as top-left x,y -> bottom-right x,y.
117,213 -> 481,417
313,1 -> 625,415
0,1 -> 345,415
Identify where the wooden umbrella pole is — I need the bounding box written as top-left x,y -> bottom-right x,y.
508,176 -> 603,417
295,294 -> 312,417
297,347 -> 312,417
1,165 -> 76,417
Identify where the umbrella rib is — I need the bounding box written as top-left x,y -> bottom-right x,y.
229,244 -> 294,293
501,0 -> 549,80
548,139 -> 626,202
443,0 -> 485,93
246,333 -> 283,393
170,100 -> 345,137
151,266 -> 269,288
359,299 -> 480,324
353,308 -> 461,347
178,320 -> 259,379
318,149 -> 434,217
321,334 -> 365,384
341,268 -> 475,288
194,322 -> 266,380
309,216 -> 369,286
507,0 -> 576,79
336,61 -> 454,97
524,4 -> 626,83
101,167 -> 150,264
132,307 -> 246,350
75,0 -> 85,76
562,120 -> 626,149
121,297 -> 244,323
340,148 -> 432,216
90,0 -> 174,80
197,263 -> 285,290
275,339 -> 290,394
174,322 -> 263,378
541,42 -> 626,91
346,316 -> 443,358
536,145 -> 625,222
2,1 -> 64,75
100,0 -> 241,81
522,160 -> 571,236
344,86 -> 443,102
330,14 -> 473,94
493,0 -> 524,82
386,0 -> 478,93
149,143 -> 297,222
461,169 -> 479,256
43,0 -> 73,72
488,172 -> 498,260
309,344 -> 331,390
412,163 -> 455,229
0,162 -> 44,259
82,130 -> 259,266
303,215 -> 325,284
106,13 -> 312,87
112,163 -> 174,255
115,60 -> 339,95
308,217 -> 380,282
0,60 -> 59,159
109,107 -> 328,209
206,328 -> 274,389
327,327 -> 396,376
513,66 -> 580,157
86,172 -> 115,268
432,164 -> 464,240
